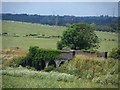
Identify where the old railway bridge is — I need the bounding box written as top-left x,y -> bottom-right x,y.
42,50 -> 107,69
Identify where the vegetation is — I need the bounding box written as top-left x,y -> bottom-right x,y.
44,66 -> 55,72
109,47 -> 120,60
2,67 -> 117,88
20,46 -> 62,70
56,55 -> 118,86
57,23 -> 99,50
2,57 -> 25,68
2,20 -> 118,52
2,36 -> 59,49
2,14 -> 117,32
1,14 -> 119,89
2,20 -> 65,36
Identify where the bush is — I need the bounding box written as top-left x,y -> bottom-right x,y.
92,74 -> 118,85
21,46 -> 63,70
109,48 -> 120,60
57,41 -> 64,50
2,57 -> 24,68
57,55 -> 118,86
44,66 -> 55,72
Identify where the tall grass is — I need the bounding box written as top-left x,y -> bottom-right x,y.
2,67 -> 77,82
2,67 -> 117,88
57,55 -> 118,86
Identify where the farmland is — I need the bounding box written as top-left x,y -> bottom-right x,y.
1,20 -> 119,88
2,20 -> 118,52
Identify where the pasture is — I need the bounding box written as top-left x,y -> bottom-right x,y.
2,36 -> 59,49
2,20 -> 118,52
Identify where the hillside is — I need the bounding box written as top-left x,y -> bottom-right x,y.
2,20 -> 118,52
2,14 -> 118,32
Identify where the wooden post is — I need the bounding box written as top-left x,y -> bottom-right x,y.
101,52 -> 108,59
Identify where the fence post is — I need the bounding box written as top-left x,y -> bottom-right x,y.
101,52 -> 108,59
73,50 -> 75,57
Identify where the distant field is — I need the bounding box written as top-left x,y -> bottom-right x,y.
2,20 -> 118,52
2,36 -> 59,49
95,31 -> 118,52
2,20 -> 66,36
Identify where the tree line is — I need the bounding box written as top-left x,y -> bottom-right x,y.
1,13 -> 118,32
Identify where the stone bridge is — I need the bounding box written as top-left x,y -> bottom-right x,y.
43,50 -> 75,68
40,50 -> 107,69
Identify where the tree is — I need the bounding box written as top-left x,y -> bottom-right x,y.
57,23 -> 99,50
57,41 -> 63,50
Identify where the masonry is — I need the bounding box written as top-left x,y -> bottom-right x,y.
43,50 -> 108,69
44,50 -> 75,68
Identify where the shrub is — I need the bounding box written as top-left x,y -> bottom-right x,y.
57,55 -> 118,86
57,41 -> 64,50
92,74 -> 118,85
44,66 -> 55,72
21,46 -> 63,70
109,48 -> 120,60
2,57 -> 24,68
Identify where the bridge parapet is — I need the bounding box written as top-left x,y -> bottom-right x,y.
59,50 -> 75,60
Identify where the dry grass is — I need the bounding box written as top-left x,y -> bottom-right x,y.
75,54 -> 103,61
2,48 -> 27,60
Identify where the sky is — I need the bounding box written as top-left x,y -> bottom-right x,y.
1,0 -> 120,2
2,2 -> 118,16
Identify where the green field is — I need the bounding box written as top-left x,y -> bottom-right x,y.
2,20 -> 118,52
2,36 -> 59,49
2,20 -> 65,36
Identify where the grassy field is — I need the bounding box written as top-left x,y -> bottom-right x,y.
2,20 -> 118,52
2,67 -> 117,88
2,36 -> 59,49
95,31 -> 118,52
2,20 -> 65,36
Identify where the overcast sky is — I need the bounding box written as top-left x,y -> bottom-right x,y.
2,2 -> 118,16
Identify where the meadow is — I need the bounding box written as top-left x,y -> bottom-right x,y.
2,20 -> 118,52
2,66 -> 117,88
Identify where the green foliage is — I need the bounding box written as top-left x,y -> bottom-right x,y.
92,74 -> 118,85
2,67 -> 77,83
2,21 -> 118,52
21,46 -> 62,70
57,55 -> 118,86
44,66 -> 55,72
81,49 -> 98,53
2,67 -> 117,88
59,23 -> 99,50
2,57 -> 25,68
109,48 -> 120,60
57,41 -> 64,50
